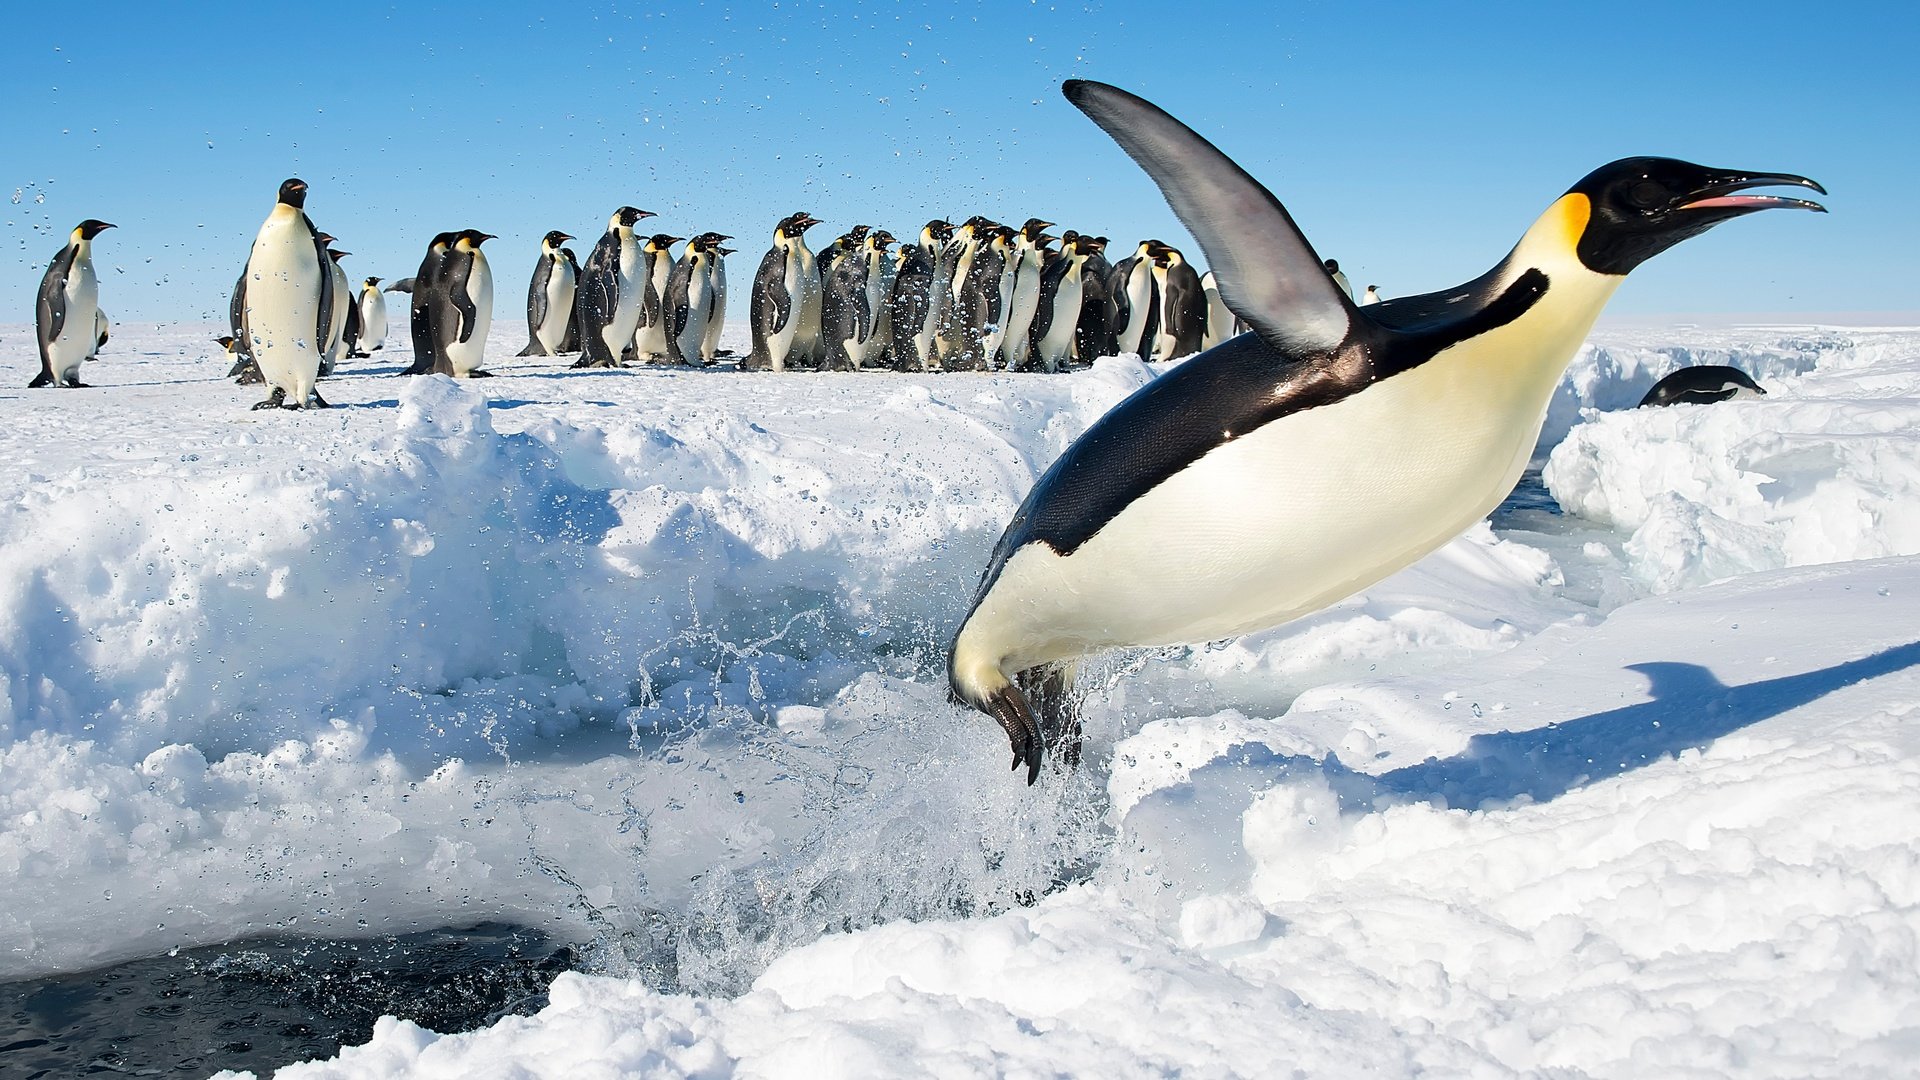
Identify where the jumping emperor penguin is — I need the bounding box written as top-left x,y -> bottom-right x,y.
32,218 -> 114,388
949,79 -> 1826,783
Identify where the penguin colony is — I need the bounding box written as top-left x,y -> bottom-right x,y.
25,82 -> 1820,792
32,182 -> 1285,398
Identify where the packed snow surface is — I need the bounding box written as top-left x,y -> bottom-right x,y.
1,320 -> 1917,1077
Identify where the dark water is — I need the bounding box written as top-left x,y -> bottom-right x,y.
0,923 -> 572,1078
1495,465 -> 1561,522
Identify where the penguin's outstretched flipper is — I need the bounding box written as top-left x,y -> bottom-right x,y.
1061,79 -> 1355,356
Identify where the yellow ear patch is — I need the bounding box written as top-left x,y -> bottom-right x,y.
1553,193 -> 1592,250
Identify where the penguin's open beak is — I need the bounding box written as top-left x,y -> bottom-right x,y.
1678,172 -> 1827,214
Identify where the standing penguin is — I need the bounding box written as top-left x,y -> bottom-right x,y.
31,219 -> 114,388
629,233 -> 684,364
887,219 -> 952,371
822,229 -> 895,370
960,225 -> 1014,371
1361,285 -> 1383,306
1199,269 -> 1240,350
665,231 -> 729,366
701,245 -> 731,363
1000,220 -> 1054,370
1075,235 -> 1115,362
1324,258 -> 1353,300
402,232 -> 457,376
228,265 -> 263,383
1031,233 -> 1095,373
1108,239 -> 1160,357
353,276 -> 388,357
321,245 -> 353,376
747,212 -> 824,372
90,309 -> 110,360
1150,242 -> 1206,360
435,229 -> 496,377
574,206 -> 657,369
242,178 -> 334,409
949,79 -> 1825,782
517,230 -> 578,356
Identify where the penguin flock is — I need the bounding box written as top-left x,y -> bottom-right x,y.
31,180 -> 1310,402
22,81 -> 1823,792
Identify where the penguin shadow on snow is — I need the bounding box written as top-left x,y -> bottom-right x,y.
1337,640 -> 1920,811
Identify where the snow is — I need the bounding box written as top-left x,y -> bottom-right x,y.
2,319 -> 1917,1077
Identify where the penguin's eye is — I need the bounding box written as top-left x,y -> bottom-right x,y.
1625,180 -> 1668,211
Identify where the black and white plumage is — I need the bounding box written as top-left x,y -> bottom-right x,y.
321,245 -> 352,377
1360,285 -> 1384,306
1031,233 -> 1096,373
999,220 -> 1054,370
821,230 -> 895,370
950,79 -> 1825,783
517,230 -> 578,357
631,233 -> 684,364
402,232 -> 457,376
241,178 -> 335,410
887,219 -> 953,371
573,206 -> 657,369
434,230 -> 496,377
1150,242 -> 1205,361
32,219 -> 113,388
951,224 -> 1012,371
1638,366 -> 1767,407
664,232 -> 729,366
1075,236 -> 1115,362
746,212 -> 824,372
352,277 -> 388,357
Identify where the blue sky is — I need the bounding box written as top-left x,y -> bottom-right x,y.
3,0 -> 1912,327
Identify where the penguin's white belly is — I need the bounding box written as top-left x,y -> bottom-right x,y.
446,261 -> 493,375
538,263 -> 575,351
770,258 -> 810,369
1118,271 -> 1153,355
793,257 -> 822,358
1037,277 -> 1083,367
325,264 -> 351,360
603,249 -> 643,353
1006,270 -> 1042,360
635,267 -> 671,355
980,348 -> 1556,669
362,291 -> 388,349
700,271 -> 726,359
245,222 -> 324,402
679,273 -> 713,358
49,267 -> 99,378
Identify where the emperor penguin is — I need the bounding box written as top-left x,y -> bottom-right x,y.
665,231 -> 729,366
949,78 -> 1825,783
1000,220 -> 1054,370
1638,365 -> 1767,407
1075,235 -> 1115,361
956,224 -> 1013,371
822,229 -> 895,370
1032,232 -> 1096,373
517,230 -> 578,357
402,232 -> 457,376
746,211 -> 824,372
631,233 -> 684,364
242,178 -> 335,409
1324,258 -> 1353,300
435,229 -> 497,377
321,245 -> 353,376
90,309 -> 110,359
353,276 -> 388,356
31,218 -> 113,388
1361,284 -> 1383,306
574,206 -> 657,368
228,266 -> 263,383
1149,242 -> 1205,361
887,219 -> 953,371
1199,269 -> 1236,350
819,225 -> 872,282
701,245 -> 730,363
1107,239 -> 1160,357
933,217 -> 994,369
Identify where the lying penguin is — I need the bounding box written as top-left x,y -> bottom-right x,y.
1638,365 -> 1767,407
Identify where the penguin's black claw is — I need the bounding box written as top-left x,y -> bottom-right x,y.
251,388 -> 287,411
465,370 -> 495,378
65,380 -> 91,388
28,372 -> 53,388
986,686 -> 1044,786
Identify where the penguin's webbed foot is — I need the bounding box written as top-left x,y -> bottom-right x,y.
28,371 -> 53,388
464,370 -> 495,378
985,685 -> 1044,785
251,387 -> 287,411
64,379 -> 91,388
308,390 -> 332,408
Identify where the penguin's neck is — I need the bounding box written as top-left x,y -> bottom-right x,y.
1498,193 -> 1623,350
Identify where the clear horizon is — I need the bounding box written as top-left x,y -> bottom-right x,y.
4,1 -> 1911,330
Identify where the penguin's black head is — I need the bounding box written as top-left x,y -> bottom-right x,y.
616,206 -> 654,227
215,334 -> 237,349
777,212 -> 820,238
717,247 -> 736,256
316,233 -> 337,247
365,276 -> 382,287
328,249 -> 351,261
1570,157 -> 1826,276
846,224 -> 871,240
544,229 -> 574,246
925,219 -> 954,240
277,178 -> 309,208
430,231 -> 458,249
647,234 -> 682,251
1323,258 -> 1339,273
1020,218 -> 1053,239
76,219 -> 115,239
871,230 -> 896,249
460,229 -> 496,246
